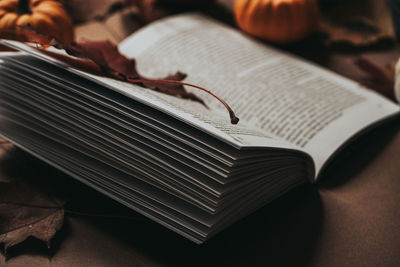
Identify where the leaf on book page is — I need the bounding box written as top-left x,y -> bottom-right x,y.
0,182 -> 65,256
57,39 -> 209,106
62,39 -> 141,77
354,57 -> 395,100
139,71 -> 206,105
20,26 -> 239,124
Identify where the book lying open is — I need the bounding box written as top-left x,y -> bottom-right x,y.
0,13 -> 399,244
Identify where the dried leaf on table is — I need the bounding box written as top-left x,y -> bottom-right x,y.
354,57 -> 395,100
0,182 -> 65,256
319,0 -> 395,48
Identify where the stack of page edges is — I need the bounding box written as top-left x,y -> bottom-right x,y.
0,53 -> 307,243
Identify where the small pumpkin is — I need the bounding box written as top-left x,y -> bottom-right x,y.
0,0 -> 74,44
234,0 -> 319,43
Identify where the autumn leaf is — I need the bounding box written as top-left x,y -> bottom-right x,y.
319,0 -> 395,48
0,182 -> 65,255
50,39 -> 209,105
18,25 -> 57,49
20,26 -> 239,124
354,57 -> 395,100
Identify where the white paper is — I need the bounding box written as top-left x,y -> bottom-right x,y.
119,13 -> 400,174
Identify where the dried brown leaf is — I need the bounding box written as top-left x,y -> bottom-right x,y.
141,72 -> 206,105
354,57 -> 395,100
0,182 -> 65,254
65,39 -> 140,78
58,39 -> 213,109
21,27 -> 239,124
319,0 -> 395,48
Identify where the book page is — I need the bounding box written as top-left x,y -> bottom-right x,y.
119,13 -> 400,174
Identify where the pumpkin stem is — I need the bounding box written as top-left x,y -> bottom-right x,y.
18,0 -> 31,15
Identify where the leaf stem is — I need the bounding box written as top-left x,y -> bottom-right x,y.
127,78 -> 239,124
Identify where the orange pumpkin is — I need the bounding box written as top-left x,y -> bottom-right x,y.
0,0 -> 74,44
234,0 -> 319,43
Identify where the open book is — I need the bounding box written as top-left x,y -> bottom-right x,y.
0,13 -> 398,244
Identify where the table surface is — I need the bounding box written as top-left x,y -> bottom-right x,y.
2,120 -> 400,267
2,1 -> 400,266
